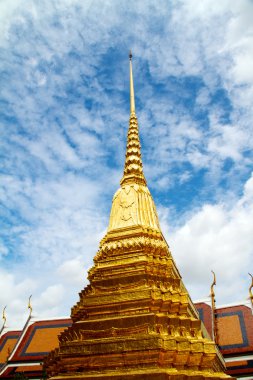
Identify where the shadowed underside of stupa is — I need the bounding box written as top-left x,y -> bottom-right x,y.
44,54 -> 234,380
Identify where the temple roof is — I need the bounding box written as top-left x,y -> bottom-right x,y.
0,331 -> 21,369
0,317 -> 71,378
217,304 -> 253,357
195,300 -> 253,378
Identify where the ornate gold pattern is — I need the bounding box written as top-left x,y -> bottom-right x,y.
120,114 -> 147,187
44,55 -> 233,379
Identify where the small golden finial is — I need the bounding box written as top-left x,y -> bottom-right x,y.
210,270 -> 216,313
28,295 -> 33,317
210,270 -> 218,344
249,273 -> 253,308
2,305 -> 7,325
0,306 -> 7,335
211,270 -> 216,296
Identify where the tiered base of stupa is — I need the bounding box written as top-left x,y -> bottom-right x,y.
45,227 -> 233,380
49,370 -> 230,380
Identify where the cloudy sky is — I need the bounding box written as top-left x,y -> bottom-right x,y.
1,0 -> 253,329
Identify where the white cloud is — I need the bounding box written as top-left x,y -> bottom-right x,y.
57,257 -> 88,286
0,269 -> 37,328
162,173 -> 253,304
0,240 -> 8,257
0,0 -> 21,42
207,123 -> 247,161
195,87 -> 211,107
39,284 -> 64,308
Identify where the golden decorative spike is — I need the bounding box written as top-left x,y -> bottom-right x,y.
2,305 -> 6,325
210,270 -> 218,344
249,273 -> 253,308
210,270 -> 216,305
0,306 -> 7,336
28,295 -> 32,317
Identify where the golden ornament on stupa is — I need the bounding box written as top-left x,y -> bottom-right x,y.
44,54 -> 234,380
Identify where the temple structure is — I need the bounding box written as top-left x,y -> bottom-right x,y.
42,55 -> 234,379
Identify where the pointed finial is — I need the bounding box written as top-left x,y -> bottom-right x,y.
2,305 -> 7,325
129,50 -> 135,114
0,306 -> 7,336
210,270 -> 218,344
210,270 -> 216,310
28,295 -> 32,317
249,273 -> 253,308
211,270 -> 216,289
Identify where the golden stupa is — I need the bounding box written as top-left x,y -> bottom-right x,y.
45,54 -> 234,380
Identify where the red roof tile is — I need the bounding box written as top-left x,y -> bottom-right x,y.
0,331 -> 21,366
11,319 -> 71,361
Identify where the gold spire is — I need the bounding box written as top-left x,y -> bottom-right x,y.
129,50 -> 135,114
120,52 -> 146,187
107,53 -> 160,233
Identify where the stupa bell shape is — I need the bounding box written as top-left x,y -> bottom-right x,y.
45,55 -> 234,380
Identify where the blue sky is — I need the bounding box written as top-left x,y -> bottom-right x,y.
1,0 -> 253,328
